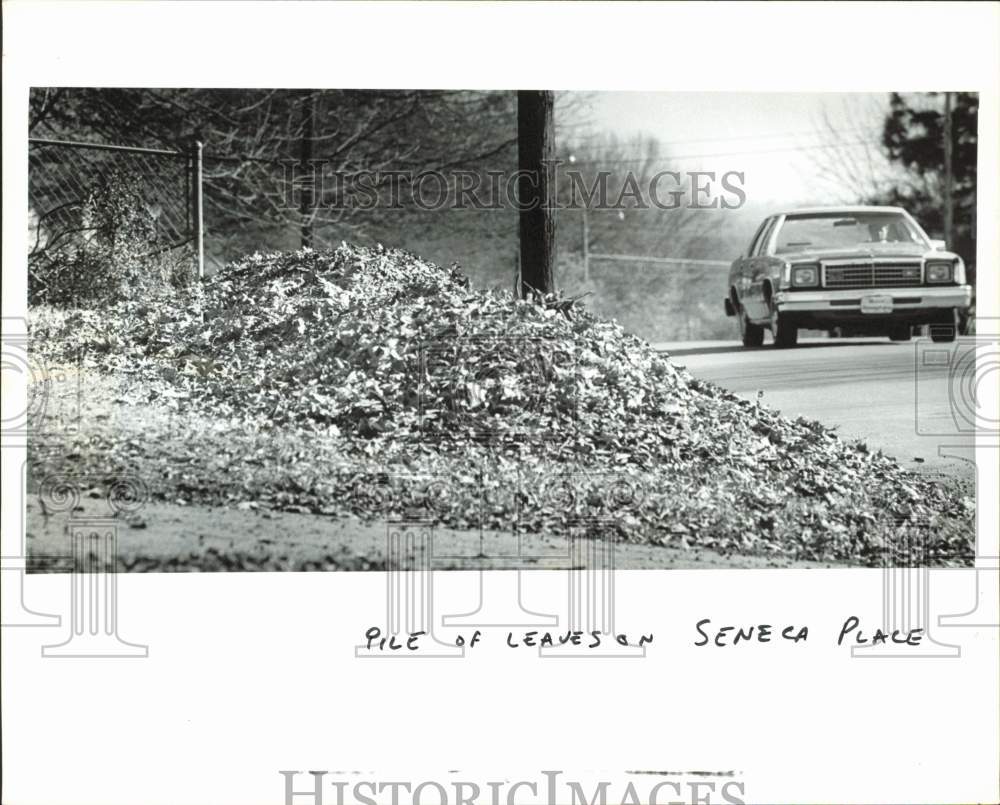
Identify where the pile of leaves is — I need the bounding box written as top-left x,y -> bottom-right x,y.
29,244 -> 974,565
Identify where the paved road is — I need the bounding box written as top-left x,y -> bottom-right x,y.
654,336 -> 981,480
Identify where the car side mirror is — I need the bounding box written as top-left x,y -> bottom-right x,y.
929,238 -> 947,250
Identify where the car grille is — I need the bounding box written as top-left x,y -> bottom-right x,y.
822,261 -> 922,289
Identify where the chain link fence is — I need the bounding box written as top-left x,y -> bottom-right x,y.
28,138 -> 204,305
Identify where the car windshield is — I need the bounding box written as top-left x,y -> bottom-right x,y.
773,212 -> 928,254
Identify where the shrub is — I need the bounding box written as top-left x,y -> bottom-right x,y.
28,168 -> 194,307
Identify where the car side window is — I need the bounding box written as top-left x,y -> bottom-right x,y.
747,218 -> 771,257
756,217 -> 779,256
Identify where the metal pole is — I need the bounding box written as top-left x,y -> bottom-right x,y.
299,91 -> 315,249
28,137 -> 184,157
587,253 -> 730,268
192,140 -> 204,280
942,92 -> 954,248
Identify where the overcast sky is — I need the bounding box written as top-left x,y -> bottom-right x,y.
581,91 -> 894,208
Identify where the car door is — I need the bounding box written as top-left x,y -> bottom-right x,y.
736,217 -> 770,315
744,216 -> 777,320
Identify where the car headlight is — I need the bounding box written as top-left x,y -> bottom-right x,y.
791,264 -> 819,287
926,261 -> 953,283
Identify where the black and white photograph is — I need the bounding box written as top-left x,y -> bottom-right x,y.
21,87 -> 980,572
2,3 -> 998,805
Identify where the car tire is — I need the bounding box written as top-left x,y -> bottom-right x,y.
738,308 -> 764,347
770,307 -> 798,348
889,324 -> 912,342
930,309 -> 959,343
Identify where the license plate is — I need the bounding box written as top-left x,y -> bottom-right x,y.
860,294 -> 893,314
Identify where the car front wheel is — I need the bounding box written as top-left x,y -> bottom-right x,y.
930,309 -> 959,343
770,307 -> 798,348
738,308 -> 764,347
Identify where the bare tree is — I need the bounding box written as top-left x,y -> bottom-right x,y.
810,95 -> 901,203
553,131 -> 732,340
29,88 -> 521,255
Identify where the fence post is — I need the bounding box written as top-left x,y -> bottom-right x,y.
191,140 -> 205,279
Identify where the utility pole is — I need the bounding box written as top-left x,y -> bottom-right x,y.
581,205 -> 590,283
191,139 -> 204,280
943,91 -> 954,247
299,90 -> 315,249
517,90 -> 555,297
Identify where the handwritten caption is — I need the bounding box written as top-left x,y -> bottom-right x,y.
363,616 -> 924,652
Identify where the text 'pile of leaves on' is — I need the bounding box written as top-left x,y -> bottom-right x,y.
29,244 -> 973,567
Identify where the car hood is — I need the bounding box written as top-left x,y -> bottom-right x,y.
777,244 -> 961,263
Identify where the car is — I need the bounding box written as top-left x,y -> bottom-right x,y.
723,206 -> 972,348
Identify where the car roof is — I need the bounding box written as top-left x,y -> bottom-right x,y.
769,205 -> 908,217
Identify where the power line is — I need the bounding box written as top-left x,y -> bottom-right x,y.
561,127 -> 868,148
565,129 -> 828,146
566,138 -> 878,167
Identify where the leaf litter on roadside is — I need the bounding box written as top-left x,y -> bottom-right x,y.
29,244 -> 974,566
